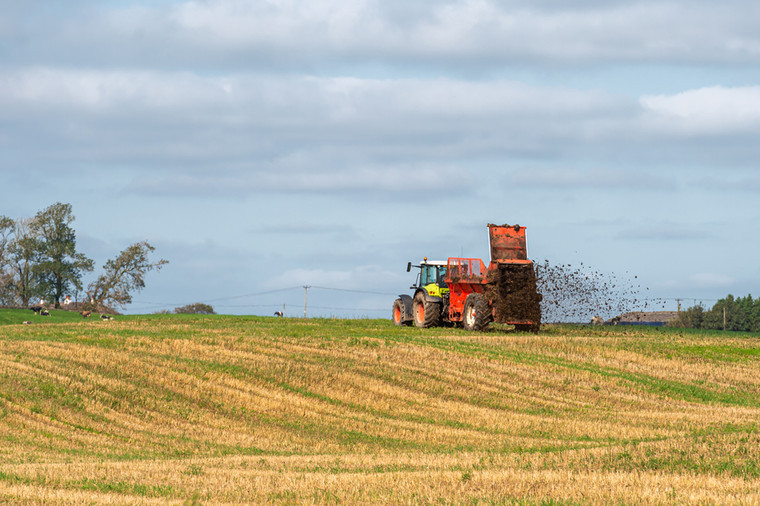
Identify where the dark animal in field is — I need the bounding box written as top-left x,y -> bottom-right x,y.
41,310 -> 50,316
30,306 -> 43,315
100,314 -> 113,320
274,311 -> 283,317
80,311 -> 92,318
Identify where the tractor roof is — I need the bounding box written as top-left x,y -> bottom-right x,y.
420,260 -> 447,266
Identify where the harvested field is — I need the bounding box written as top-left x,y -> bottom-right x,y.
1,312 -> 759,503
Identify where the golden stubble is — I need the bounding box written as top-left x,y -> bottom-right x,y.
1,319 -> 759,503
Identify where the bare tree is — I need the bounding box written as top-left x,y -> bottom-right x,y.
88,241 -> 168,309
0,215 -> 15,305
6,218 -> 43,307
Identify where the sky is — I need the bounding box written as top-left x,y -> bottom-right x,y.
2,0 -> 759,319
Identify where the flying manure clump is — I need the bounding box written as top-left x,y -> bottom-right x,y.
533,260 -> 653,323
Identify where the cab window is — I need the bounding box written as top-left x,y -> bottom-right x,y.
421,265 -> 446,286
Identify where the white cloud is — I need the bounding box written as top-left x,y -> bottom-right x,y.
0,68 -> 630,171
686,272 -> 736,288
264,264 -> 402,291
154,1 -> 760,65
640,86 -> 760,135
6,66 -> 760,194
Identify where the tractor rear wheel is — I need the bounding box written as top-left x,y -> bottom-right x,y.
413,292 -> 441,328
392,299 -> 408,326
462,293 -> 491,331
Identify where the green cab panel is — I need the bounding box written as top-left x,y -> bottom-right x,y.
424,283 -> 449,298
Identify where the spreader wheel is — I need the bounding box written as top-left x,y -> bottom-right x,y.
462,293 -> 491,331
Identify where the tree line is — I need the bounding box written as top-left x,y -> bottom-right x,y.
670,294 -> 760,332
0,203 -> 166,311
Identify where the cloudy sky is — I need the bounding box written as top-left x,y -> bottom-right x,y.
2,0 -> 759,318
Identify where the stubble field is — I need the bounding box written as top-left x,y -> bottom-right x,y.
1,311 -> 759,504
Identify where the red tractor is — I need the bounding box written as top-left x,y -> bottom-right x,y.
392,224 -> 542,332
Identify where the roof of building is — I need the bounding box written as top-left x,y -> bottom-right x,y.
606,311 -> 679,324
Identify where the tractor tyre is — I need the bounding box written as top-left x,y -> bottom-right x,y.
413,292 -> 441,328
392,299 -> 409,326
462,293 -> 492,331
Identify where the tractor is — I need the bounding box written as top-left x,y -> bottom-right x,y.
392,224 -> 542,332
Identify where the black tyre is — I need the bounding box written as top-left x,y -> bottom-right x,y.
462,293 -> 492,331
413,291 -> 441,328
392,299 -> 408,326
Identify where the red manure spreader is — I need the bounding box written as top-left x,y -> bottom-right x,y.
392,224 -> 541,332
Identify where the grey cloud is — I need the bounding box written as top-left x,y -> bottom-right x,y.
692,174 -> 760,193
122,164 -> 475,197
252,223 -> 357,237
3,67 -> 760,198
0,69 -> 630,168
4,1 -> 760,71
507,168 -> 676,190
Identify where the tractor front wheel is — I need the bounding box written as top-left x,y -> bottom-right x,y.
413,292 -> 441,328
462,293 -> 491,331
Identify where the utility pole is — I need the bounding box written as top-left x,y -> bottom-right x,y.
303,285 -> 310,318
723,306 -> 727,331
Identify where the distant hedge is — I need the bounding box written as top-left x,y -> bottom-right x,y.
173,303 -> 216,315
670,294 -> 760,332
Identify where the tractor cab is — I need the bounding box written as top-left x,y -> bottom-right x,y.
408,258 -> 448,298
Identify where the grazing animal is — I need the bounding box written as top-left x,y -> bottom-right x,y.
22,321 -> 32,325
41,310 -> 50,316
274,311 -> 283,317
100,314 -> 113,320
30,305 -> 43,315
80,311 -> 92,318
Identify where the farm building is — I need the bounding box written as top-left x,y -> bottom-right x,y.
605,311 -> 679,327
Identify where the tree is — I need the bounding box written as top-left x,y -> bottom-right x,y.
88,241 -> 167,309
33,203 -> 94,308
670,294 -> 760,332
174,303 -> 216,315
5,217 -> 44,307
0,215 -> 12,261
0,215 -> 15,305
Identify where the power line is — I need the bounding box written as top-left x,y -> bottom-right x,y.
195,286 -> 303,303
130,283 -> 394,316
132,284 -> 393,308
310,285 -> 397,296
306,305 -> 388,312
